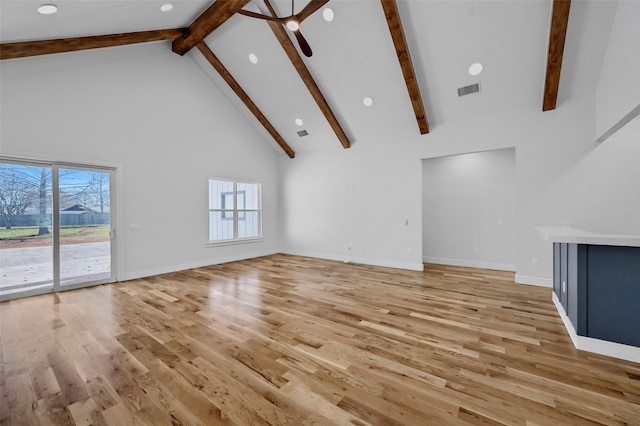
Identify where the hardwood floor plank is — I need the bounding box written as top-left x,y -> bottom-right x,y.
344,363 -> 460,422
190,347 -> 317,422
234,341 -> 291,388
1,255 -> 639,424
46,350 -> 90,404
29,364 -> 61,400
334,366 -> 458,425
67,396 -> 101,426
32,393 -> 73,425
456,406 -> 506,426
100,402 -> 135,425
141,358 -> 231,425
184,356 -> 296,425
5,372 -> 37,421
85,375 -> 121,413
336,395 -> 406,426
278,375 -> 362,426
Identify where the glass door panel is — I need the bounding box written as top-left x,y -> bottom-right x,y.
1,159 -> 115,300
58,167 -> 112,287
0,162 -> 53,298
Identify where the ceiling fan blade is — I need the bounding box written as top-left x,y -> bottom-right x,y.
233,8 -> 282,23
295,0 -> 329,22
292,29 -> 313,57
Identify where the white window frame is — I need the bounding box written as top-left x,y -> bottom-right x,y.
207,178 -> 262,246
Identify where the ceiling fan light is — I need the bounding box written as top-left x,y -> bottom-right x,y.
286,20 -> 300,31
38,4 -> 58,14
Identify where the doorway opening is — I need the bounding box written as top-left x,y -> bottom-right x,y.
421,148 -> 516,271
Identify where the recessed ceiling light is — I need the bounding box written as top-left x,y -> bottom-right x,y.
363,97 -> 374,107
322,8 -> 334,22
248,53 -> 258,64
295,118 -> 303,126
38,4 -> 58,14
160,3 -> 173,12
468,62 -> 483,76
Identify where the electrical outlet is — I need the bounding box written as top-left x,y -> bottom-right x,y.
532,257 -> 539,266
473,246 -> 479,253
407,248 -> 412,255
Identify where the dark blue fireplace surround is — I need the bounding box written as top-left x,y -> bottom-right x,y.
553,242 -> 640,348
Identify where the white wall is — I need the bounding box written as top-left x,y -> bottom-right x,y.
595,0 -> 640,138
280,86 -> 639,285
279,1 -> 639,285
279,144 -> 424,271
422,148 -> 516,271
0,42 -> 281,281
418,97 -> 591,285
3,1 -> 638,288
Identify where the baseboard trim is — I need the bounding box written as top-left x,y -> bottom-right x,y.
423,256 -> 516,272
120,249 -> 278,282
515,274 -> 552,287
122,249 -> 425,282
552,293 -> 640,363
283,250 -> 424,272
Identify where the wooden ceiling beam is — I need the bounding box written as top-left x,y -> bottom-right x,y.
542,0 -> 571,111
381,0 -> 429,134
0,29 -> 185,60
259,0 -> 351,149
172,0 -> 251,56
196,42 -> 295,158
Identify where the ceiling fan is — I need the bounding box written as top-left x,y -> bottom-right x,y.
234,0 -> 329,57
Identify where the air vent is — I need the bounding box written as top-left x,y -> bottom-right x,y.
457,83 -> 480,97
297,130 -> 309,137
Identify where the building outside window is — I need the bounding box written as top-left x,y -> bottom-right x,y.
208,178 -> 261,242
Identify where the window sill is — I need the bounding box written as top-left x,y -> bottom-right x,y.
205,237 -> 264,248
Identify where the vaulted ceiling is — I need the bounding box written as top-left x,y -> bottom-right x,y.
0,0 -> 618,158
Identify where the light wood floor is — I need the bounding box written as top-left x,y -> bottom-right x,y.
1,254 -> 639,425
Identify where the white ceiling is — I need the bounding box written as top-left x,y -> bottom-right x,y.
0,0 -> 619,156
0,0 -> 211,40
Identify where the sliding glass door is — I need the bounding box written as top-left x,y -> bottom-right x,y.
0,162 -> 54,296
0,159 -> 115,300
58,167 -> 113,287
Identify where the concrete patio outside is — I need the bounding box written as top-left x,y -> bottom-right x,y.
0,241 -> 111,295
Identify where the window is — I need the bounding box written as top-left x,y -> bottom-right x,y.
208,178 -> 261,243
